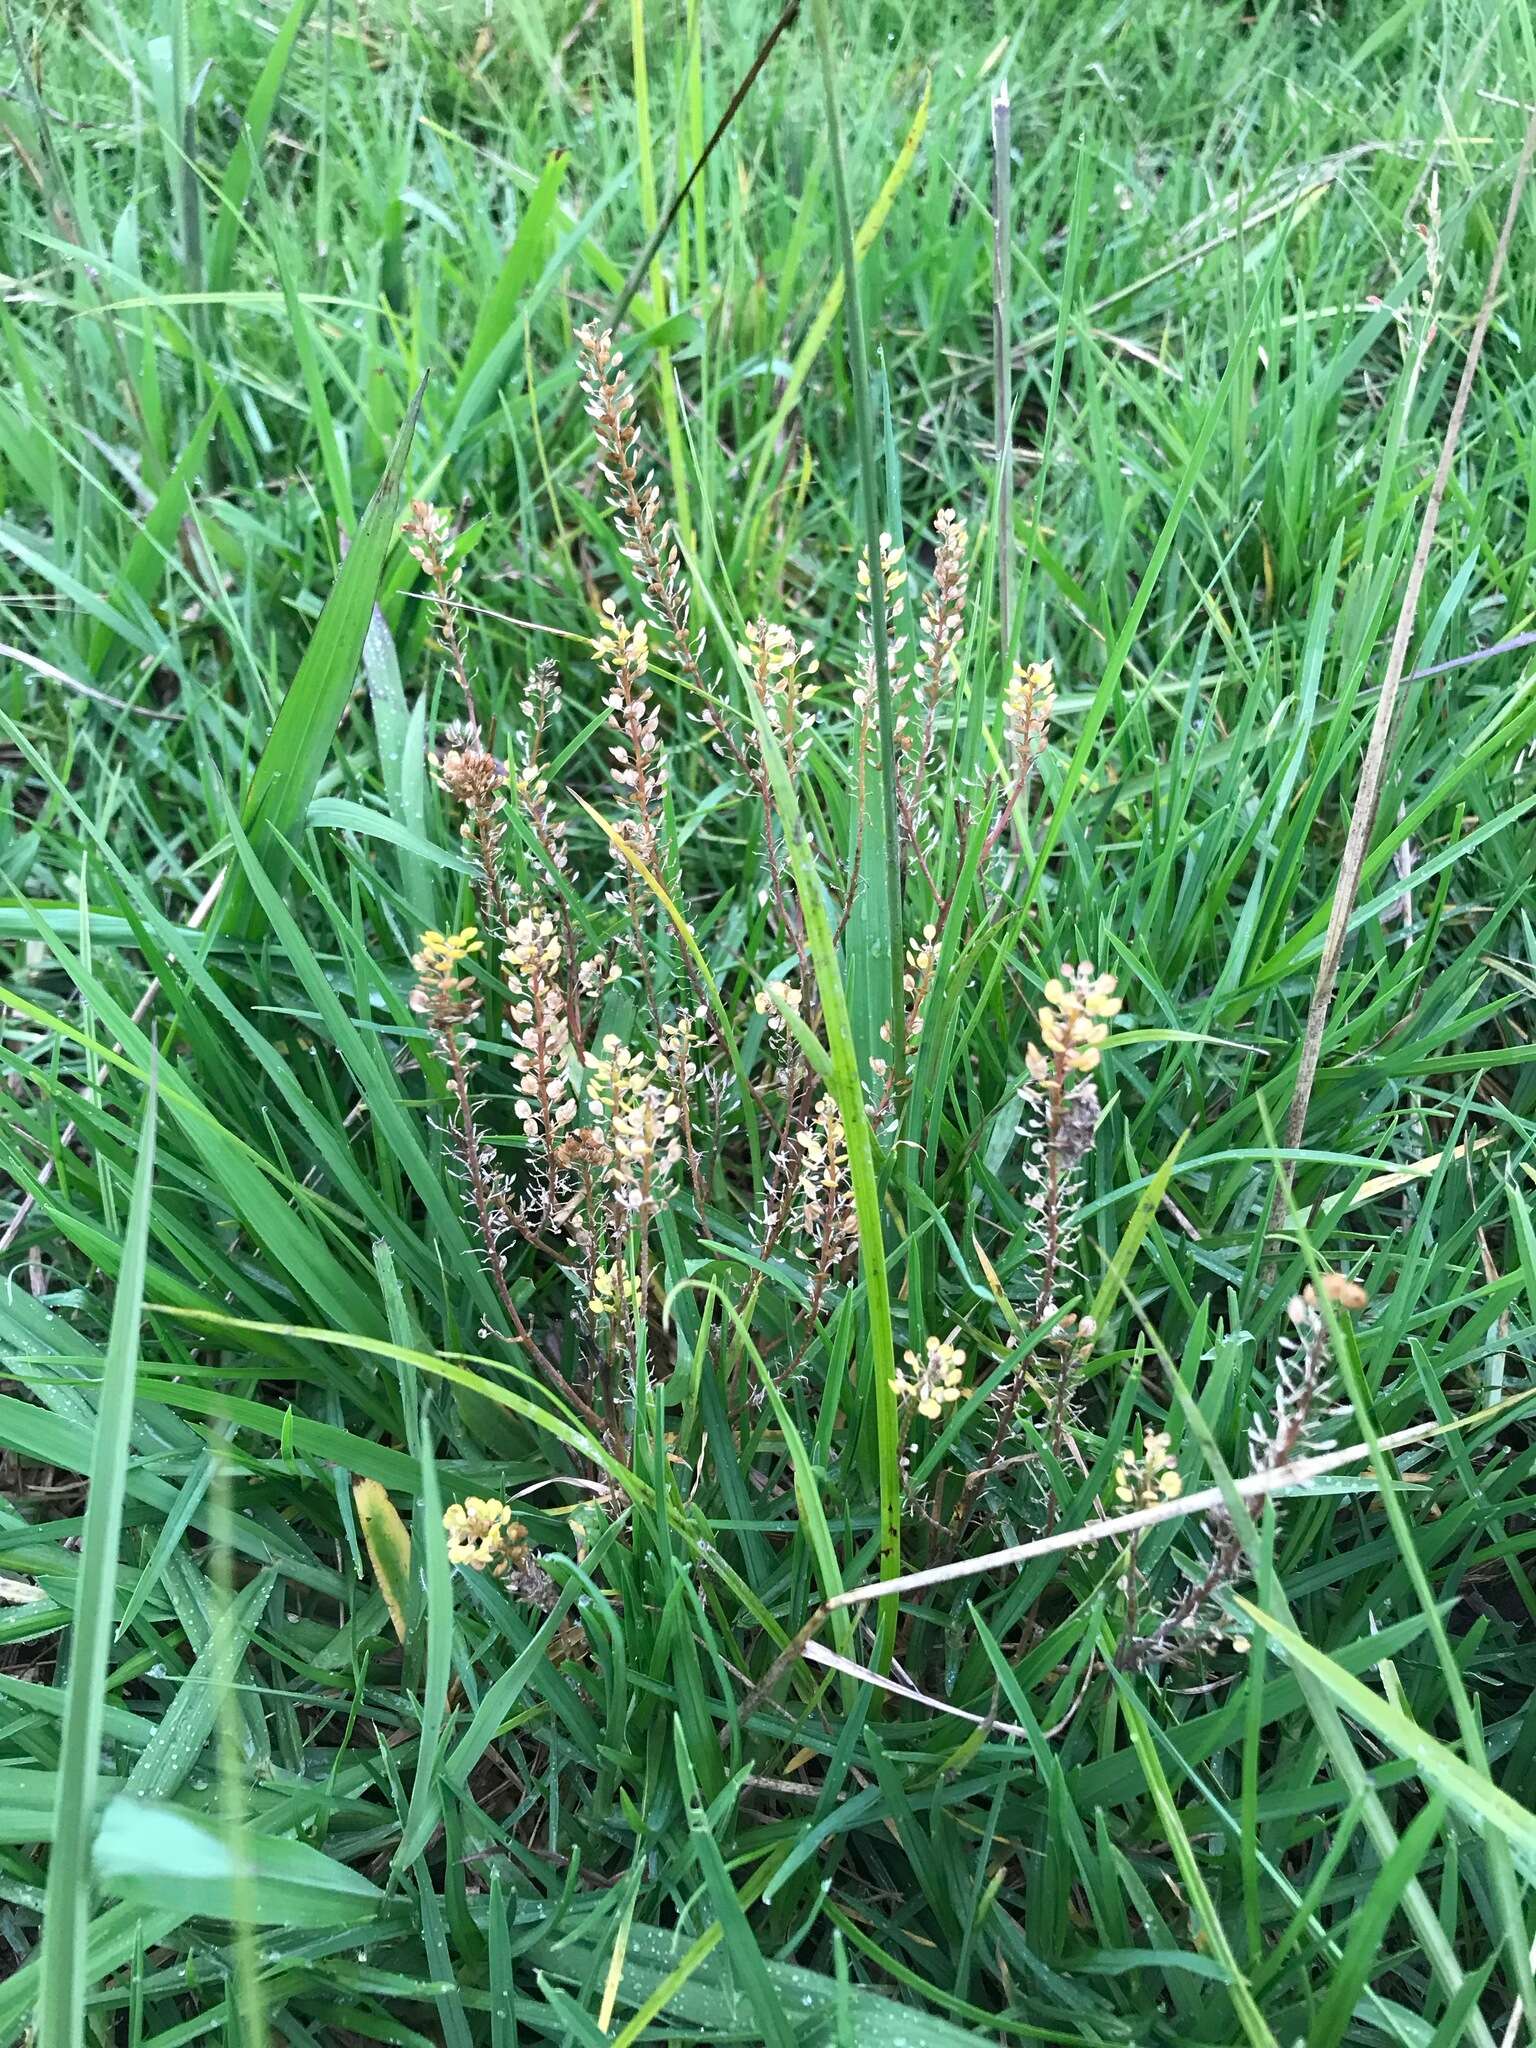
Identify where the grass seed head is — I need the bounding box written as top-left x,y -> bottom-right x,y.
892,1334 -> 968,1420
410,926 -> 482,1036
1004,658 -> 1055,781
1114,1429 -> 1183,1510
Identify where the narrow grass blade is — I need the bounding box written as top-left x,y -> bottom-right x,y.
809,0 -> 905,1078
672,1728 -> 797,2048
1089,1127 -> 1189,1329
85,392 -> 222,677
393,1415 -> 454,1870
218,377 -> 425,938
206,0 -> 312,295
36,1062 -> 158,2048
991,78 -> 1013,658
451,150 -> 568,437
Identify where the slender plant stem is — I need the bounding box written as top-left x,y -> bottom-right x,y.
992,79 -> 1013,661
1279,112 -> 1536,1186
36,1066 -> 157,2048
808,0 -> 905,1084
211,1450 -> 267,2048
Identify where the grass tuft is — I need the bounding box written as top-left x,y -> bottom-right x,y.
5,3 -> 1536,2043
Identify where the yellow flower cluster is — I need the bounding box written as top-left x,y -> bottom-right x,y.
891,1335 -> 968,1420
410,926 -> 483,1028
1113,1429 -> 1183,1511
443,1496 -> 527,1572
742,618 -> 819,772
1025,964 -> 1122,1083
592,599 -> 650,682
416,926 -> 481,971
1003,659 -> 1055,774
588,1259 -> 641,1321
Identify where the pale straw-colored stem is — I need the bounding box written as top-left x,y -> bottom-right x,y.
1279,116 -> 1536,1195
732,1388 -> 1535,1732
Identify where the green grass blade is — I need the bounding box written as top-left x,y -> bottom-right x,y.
449,150 -> 568,438
36,1061 -> 158,2048
393,1412 -> 454,1870
205,0 -> 312,295
1236,1594 -> 1536,1878
218,377 -> 424,937
809,0 -> 903,1076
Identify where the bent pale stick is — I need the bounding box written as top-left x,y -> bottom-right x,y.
829,1395 -> 1529,1610
1280,114 -> 1536,1182
733,1385 -> 1536,1727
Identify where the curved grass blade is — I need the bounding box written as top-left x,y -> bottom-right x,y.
1234,1595 -> 1536,1882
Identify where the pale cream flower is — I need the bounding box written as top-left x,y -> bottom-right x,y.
443,1496 -> 523,1572
1025,963 -> 1123,1080
853,534 -> 908,719
1003,659 -> 1055,776
1113,1429 -> 1183,1511
588,1261 -> 640,1320
904,923 -> 940,1037
586,1036 -> 681,1217
793,1093 -> 859,1271
742,619 -> 819,773
503,907 -> 577,1148
891,1335 -> 968,1420
918,510 -> 969,706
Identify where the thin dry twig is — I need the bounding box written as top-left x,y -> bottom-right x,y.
991,79 -> 1013,660
2,642 -> 183,722
839,1408 -> 1477,1608
1279,115 -> 1536,1187
804,1639 -> 1030,1738
731,1385 -> 1536,1731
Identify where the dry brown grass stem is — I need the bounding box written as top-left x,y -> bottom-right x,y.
1279,114 -> 1536,1194
991,80 -> 1013,662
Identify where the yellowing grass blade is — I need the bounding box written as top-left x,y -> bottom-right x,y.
353,1479 -> 412,1644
